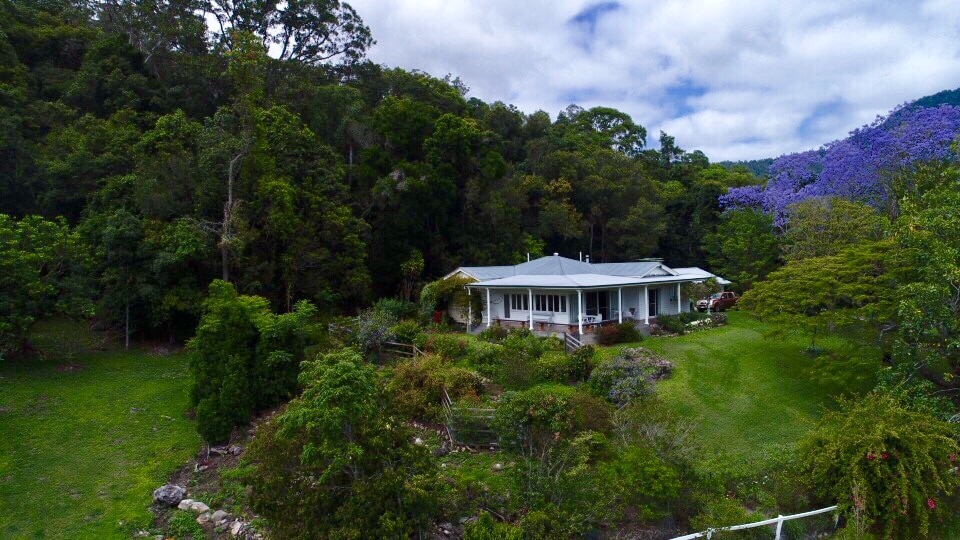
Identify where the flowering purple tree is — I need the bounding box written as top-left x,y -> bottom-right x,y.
722,104 -> 960,228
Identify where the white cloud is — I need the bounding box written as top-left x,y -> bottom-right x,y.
348,0 -> 960,160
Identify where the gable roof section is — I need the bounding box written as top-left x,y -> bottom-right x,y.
447,266 -> 516,280
513,255 -> 596,275
592,261 -> 679,277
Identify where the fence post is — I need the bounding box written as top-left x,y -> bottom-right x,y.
775,515 -> 784,540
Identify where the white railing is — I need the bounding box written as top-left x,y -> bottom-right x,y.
671,505 -> 838,540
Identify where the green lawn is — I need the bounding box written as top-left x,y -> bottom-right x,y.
603,312 -> 878,466
0,348 -> 201,539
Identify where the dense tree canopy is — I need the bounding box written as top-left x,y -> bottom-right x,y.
0,0 -> 764,349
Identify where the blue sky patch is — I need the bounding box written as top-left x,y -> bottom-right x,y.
568,2 -> 622,51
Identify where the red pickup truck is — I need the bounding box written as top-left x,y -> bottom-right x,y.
696,291 -> 738,312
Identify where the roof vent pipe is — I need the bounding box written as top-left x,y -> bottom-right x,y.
579,251 -> 583,261
527,253 -> 530,262
553,252 -> 559,256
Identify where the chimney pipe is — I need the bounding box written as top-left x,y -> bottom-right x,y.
579,251 -> 582,261
585,255 -> 590,263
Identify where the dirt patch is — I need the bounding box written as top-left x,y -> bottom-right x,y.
56,363 -> 84,373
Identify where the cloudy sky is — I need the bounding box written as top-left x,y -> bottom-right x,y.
348,0 -> 960,161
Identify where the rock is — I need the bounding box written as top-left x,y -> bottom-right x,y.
212,509 -> 230,524
177,498 -> 194,510
231,520 -> 247,536
196,512 -> 212,525
209,446 -> 228,456
228,444 -> 242,455
133,530 -> 150,538
491,462 -> 504,472
433,440 -> 450,457
189,501 -> 210,513
152,484 -> 186,506
414,437 -> 424,445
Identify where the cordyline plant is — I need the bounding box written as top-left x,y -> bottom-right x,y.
722,103 -> 960,228
798,393 -> 960,538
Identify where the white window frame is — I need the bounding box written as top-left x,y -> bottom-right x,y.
534,294 -> 566,313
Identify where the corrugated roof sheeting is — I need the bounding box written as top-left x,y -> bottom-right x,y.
591,261 -> 659,277
453,255 -> 730,288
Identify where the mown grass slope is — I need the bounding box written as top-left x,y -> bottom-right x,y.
602,312 -> 878,466
0,348 -> 200,539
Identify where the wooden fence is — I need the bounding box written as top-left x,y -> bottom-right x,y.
671,505 -> 838,540
441,387 -> 498,448
381,341 -> 424,360
563,332 -> 583,354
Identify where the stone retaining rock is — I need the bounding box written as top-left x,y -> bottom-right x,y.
152,484 -> 186,506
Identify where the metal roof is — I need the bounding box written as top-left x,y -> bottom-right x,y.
451,255 -> 730,289
592,261 -> 663,277
454,266 -> 516,280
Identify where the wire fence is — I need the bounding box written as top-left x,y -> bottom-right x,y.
441,387 -> 498,448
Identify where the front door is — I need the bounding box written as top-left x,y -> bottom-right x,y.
648,288 -> 659,317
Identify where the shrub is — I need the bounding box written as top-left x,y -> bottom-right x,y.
190,281 -> 318,444
588,348 -> 671,405
501,330 -> 550,389
444,366 -> 484,399
597,322 -> 643,346
568,345 -> 596,381
387,355 -> 447,421
493,384 -> 577,454
534,352 -> 573,382
655,314 -> 688,334
611,397 -> 697,465
463,513 -> 523,540
390,320 -> 425,345
374,297 -> 418,320
689,496 -> 766,539
356,306 -> 397,358
596,325 -> 620,346
477,324 -> 509,343
599,445 -> 681,522
246,349 -> 444,539
424,333 -> 468,360
387,355 -> 483,421
168,509 -> 205,539
569,390 -> 613,433
462,340 -> 504,377
799,393 -> 960,537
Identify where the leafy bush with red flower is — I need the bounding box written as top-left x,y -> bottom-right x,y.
799,393 -> 960,537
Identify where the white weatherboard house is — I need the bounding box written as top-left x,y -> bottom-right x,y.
445,254 -> 729,336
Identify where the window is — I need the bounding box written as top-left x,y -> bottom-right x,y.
510,294 -> 529,311
534,294 -> 566,312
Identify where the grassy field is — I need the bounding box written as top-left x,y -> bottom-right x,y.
0,347 -> 200,539
602,312 -> 879,466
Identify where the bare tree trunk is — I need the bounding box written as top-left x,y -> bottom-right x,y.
220,152 -> 244,283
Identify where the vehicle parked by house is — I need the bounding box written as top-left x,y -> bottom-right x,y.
696,291 -> 738,312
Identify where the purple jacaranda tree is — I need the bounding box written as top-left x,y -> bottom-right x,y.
721,103 -> 960,228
